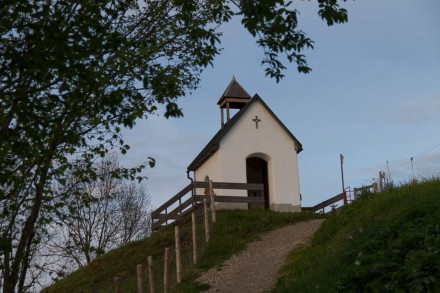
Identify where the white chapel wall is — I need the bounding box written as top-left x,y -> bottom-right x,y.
194,150 -> 221,196
218,100 -> 301,211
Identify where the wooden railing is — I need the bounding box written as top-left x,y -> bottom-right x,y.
303,182 -> 381,214
302,192 -> 345,213
353,182 -> 378,198
151,181 -> 264,231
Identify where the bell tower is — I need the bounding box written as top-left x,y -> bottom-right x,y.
218,76 -> 251,128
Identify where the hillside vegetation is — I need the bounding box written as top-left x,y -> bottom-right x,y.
274,178 -> 440,292
44,209 -> 321,292
46,178 -> 440,292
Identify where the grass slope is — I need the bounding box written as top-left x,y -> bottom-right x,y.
273,178 -> 440,292
44,209 -> 322,292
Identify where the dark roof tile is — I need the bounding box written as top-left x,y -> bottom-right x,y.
217,76 -> 251,105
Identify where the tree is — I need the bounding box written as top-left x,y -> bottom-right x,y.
0,0 -> 348,291
47,155 -> 151,275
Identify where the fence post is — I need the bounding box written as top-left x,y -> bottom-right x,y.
148,256 -> 154,293
379,171 -> 384,191
203,198 -> 210,243
163,247 -> 169,293
175,226 -> 182,284
209,180 -> 216,223
114,276 -> 121,293
192,212 -> 197,265
137,264 -> 143,293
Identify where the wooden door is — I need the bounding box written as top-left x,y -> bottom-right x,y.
246,157 -> 269,209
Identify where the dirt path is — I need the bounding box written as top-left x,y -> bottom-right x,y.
197,219 -> 324,293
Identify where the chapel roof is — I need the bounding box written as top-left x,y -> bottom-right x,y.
217,76 -> 251,106
187,94 -> 303,172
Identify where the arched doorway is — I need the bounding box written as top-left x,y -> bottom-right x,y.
246,157 -> 269,209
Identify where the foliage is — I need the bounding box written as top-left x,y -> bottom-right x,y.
0,0 -> 348,291
240,0 -> 348,80
273,178 -> 440,292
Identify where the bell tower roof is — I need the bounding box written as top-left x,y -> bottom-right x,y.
217,76 -> 251,108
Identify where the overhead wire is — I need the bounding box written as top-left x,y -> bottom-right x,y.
386,143 -> 440,163
383,143 -> 440,182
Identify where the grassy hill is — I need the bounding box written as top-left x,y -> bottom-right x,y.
274,178 -> 440,292
43,209 -> 321,292
45,178 -> 440,292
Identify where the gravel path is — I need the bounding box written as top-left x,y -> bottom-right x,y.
197,219 -> 324,293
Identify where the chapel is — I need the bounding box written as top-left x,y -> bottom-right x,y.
187,77 -> 303,212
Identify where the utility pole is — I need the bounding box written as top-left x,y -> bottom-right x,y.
340,154 -> 346,204
411,157 -> 415,181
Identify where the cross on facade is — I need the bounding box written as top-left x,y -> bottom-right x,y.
252,115 -> 261,129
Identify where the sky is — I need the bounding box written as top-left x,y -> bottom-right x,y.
121,0 -> 440,208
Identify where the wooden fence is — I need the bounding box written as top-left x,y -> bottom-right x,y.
353,182 -> 378,198
151,181 -> 264,231
113,180 -> 257,293
303,182 -> 380,214
302,192 -> 345,213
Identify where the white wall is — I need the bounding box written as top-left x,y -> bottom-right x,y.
194,149 -> 221,195
194,99 -> 301,211
219,101 -> 301,210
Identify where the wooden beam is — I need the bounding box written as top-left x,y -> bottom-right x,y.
310,192 -> 344,212
151,183 -> 193,218
194,181 -> 264,191
194,195 -> 264,204
152,197 -> 193,230
219,98 -> 250,107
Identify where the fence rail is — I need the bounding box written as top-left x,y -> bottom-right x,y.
152,181 -> 264,231
303,181 -> 381,214
151,183 -> 193,218
302,192 -> 345,213
194,195 -> 264,203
